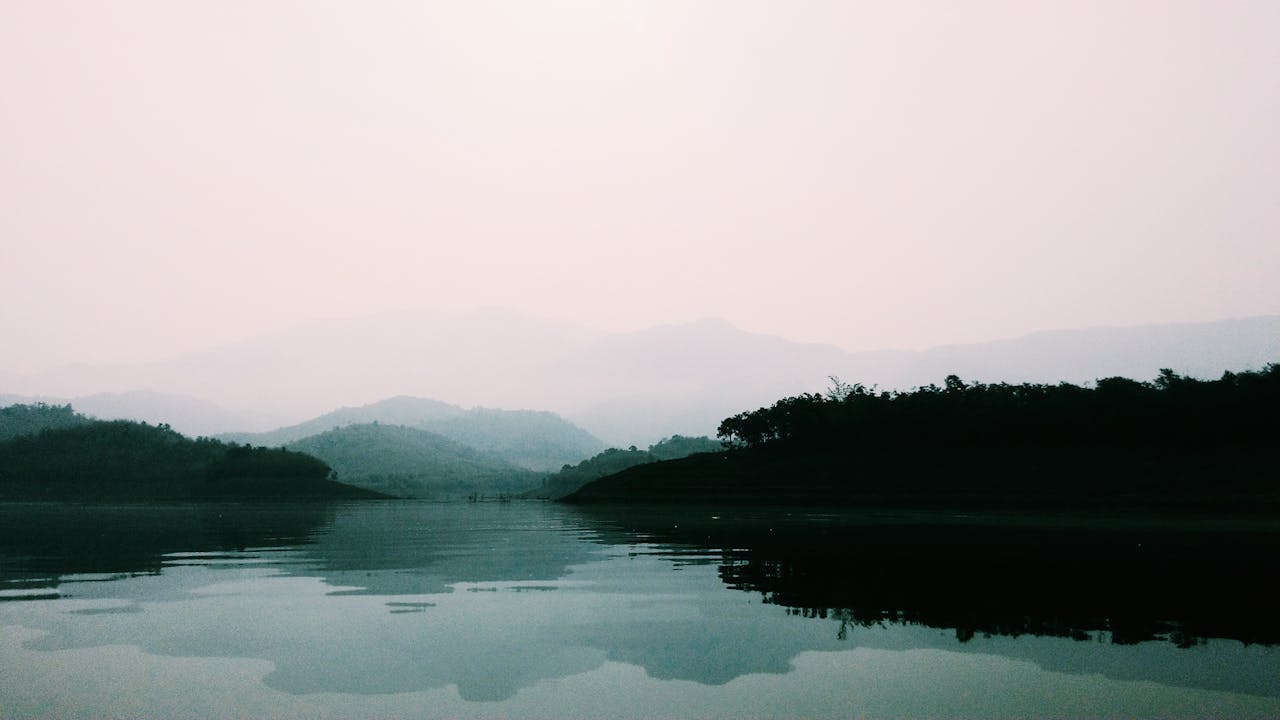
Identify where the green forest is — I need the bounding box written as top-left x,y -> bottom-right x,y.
0,403 -> 92,441
0,405 -> 381,500
716,367 -> 1280,450
566,365 -> 1280,507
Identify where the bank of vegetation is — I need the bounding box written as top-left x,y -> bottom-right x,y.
564,366 -> 1280,507
0,405 -> 382,500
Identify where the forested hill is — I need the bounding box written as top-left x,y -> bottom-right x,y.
221,397 -> 603,472
285,423 -> 540,499
564,365 -> 1280,507
0,419 -> 384,500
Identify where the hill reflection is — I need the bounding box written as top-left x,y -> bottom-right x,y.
0,502 -> 335,591
3,501 -> 1279,702
6,501 -> 1277,653
0,501 -> 597,601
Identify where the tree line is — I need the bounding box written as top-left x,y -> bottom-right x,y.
563,364 -> 1279,506
717,365 -> 1280,452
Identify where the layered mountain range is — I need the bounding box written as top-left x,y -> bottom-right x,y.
3,310 -> 1277,445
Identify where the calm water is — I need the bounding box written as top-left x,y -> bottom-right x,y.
1,500 -> 1278,718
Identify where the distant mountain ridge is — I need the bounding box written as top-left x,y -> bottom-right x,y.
222,396 -> 604,473
219,396 -> 464,446
871,315 -> 1280,390
3,310 -> 1277,445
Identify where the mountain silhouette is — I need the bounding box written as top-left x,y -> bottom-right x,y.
4,310 -> 1277,445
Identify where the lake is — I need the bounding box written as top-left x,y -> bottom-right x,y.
2,500 -> 1278,718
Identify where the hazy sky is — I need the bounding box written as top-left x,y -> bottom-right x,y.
3,1 -> 1277,373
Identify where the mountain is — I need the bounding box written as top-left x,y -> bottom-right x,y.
1,309 -> 607,419
223,396 -> 603,472
220,396 -> 465,447
0,419 -> 382,501
4,310 -> 1278,447
1,397 -> 597,501
285,423 -> 541,499
866,315 -> 1280,390
568,315 -> 1280,443
556,318 -> 857,444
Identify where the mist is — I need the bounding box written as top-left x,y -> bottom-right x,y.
3,1 -> 1278,377
5,4 -> 1280,717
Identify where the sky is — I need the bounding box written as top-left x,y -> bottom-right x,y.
2,0 -> 1278,373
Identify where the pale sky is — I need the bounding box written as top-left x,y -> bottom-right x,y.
2,1 -> 1278,373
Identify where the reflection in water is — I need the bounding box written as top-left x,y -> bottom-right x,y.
301,501 -> 599,597
1,500 -> 1279,716
576,506 -> 1280,649
0,502 -> 335,590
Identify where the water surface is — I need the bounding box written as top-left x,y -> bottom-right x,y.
1,500 -> 1277,718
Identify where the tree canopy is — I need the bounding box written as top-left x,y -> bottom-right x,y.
567,365 -> 1280,507
717,366 -> 1280,451
0,403 -> 92,441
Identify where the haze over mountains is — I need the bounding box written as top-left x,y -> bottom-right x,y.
0,390 -> 285,440
3,310 -> 1277,445
220,396 -> 604,473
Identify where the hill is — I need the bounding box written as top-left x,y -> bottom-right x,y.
225,397 -> 603,472
563,366 -> 1280,508
0,420 -> 383,500
221,396 -> 465,446
285,423 -> 541,499
424,408 -> 604,472
524,435 -> 723,500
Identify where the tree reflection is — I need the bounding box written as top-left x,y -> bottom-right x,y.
0,502 -> 335,591
579,506 -> 1280,649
